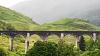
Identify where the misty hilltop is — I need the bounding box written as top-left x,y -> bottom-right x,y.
11,0 -> 100,25
34,18 -> 100,31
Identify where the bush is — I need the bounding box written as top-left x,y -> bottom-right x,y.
57,39 -> 77,56
26,41 -> 58,56
80,50 -> 100,56
85,37 -> 100,51
0,48 -> 6,56
26,40 -> 79,56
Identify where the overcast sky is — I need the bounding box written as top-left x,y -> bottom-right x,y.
0,0 -> 26,7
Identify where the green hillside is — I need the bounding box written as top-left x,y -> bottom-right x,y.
0,6 -> 100,31
0,6 -> 37,31
34,18 -> 100,31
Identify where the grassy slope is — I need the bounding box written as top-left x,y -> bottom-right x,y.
0,6 -> 37,31
34,18 -> 100,31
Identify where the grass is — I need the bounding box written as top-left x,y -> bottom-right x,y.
34,18 -> 100,31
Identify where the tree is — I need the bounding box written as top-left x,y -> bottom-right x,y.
26,41 -> 58,56
79,36 -> 86,51
57,39 -> 76,56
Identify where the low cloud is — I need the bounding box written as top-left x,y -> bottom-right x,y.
12,0 -> 100,24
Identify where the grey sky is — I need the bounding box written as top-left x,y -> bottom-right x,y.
0,0 -> 26,7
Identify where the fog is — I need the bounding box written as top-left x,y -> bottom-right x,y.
12,0 -> 100,24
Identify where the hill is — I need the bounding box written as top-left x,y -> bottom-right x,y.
0,6 -> 99,31
0,6 -> 37,31
34,18 -> 100,31
12,0 -> 100,25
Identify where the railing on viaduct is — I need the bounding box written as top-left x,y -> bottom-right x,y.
0,31 -> 100,53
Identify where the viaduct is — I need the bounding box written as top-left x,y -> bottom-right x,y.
0,31 -> 100,53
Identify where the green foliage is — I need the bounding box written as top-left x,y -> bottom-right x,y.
26,39 -> 78,56
94,37 -> 100,50
26,41 -> 58,56
57,39 -> 76,56
7,51 -> 25,56
85,36 -> 100,51
0,35 -> 25,56
1,34 -> 100,56
0,48 -> 6,56
80,50 -> 100,56
85,37 -> 95,51
0,6 -> 37,31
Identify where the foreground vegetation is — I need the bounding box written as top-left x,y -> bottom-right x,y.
0,35 -> 100,56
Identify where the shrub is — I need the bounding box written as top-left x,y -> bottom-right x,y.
85,36 -> 95,51
26,41 -> 58,56
80,50 -> 100,56
0,48 -> 6,56
57,39 -> 77,56
85,37 -> 100,51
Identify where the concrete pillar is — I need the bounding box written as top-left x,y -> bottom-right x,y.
92,33 -> 97,42
76,35 -> 81,48
25,33 -> 30,53
9,36 -> 14,51
60,33 -> 64,39
0,33 -> 3,35
9,32 -> 14,51
76,37 -> 78,48
0,33 -> 3,37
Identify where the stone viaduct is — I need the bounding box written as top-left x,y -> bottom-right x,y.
0,31 -> 100,53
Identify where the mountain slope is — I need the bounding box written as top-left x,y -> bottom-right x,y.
34,18 -> 100,31
0,6 -> 38,31
12,0 -> 100,25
